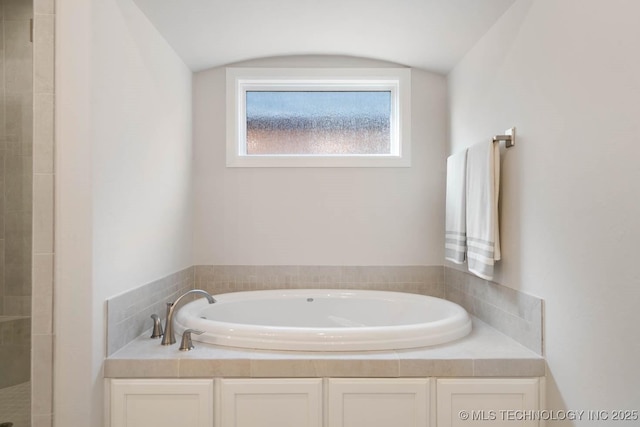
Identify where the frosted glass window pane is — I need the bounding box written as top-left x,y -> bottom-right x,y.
246,91 -> 391,155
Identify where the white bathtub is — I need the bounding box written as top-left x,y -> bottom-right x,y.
174,289 -> 472,351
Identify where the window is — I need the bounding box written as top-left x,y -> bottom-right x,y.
226,68 -> 411,167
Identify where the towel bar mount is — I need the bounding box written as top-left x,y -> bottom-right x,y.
492,127 -> 516,148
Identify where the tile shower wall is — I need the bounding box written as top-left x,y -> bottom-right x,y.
1,0 -> 33,319
32,0 -> 56,425
0,317 -> 30,388
0,6 -> 34,426
444,267 -> 543,354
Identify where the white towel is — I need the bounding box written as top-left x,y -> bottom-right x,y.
445,150 -> 468,264
466,141 -> 501,280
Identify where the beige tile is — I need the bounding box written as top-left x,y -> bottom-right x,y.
462,274 -> 488,300
0,343 -> 30,387
0,72 -> 5,145
105,317 -> 544,380
473,299 -> 542,354
0,196 -> 4,243
422,265 -> 444,285
0,151 -> 5,187
444,268 -> 543,355
4,153 -> 32,212
5,93 -> 32,142
104,359 -> 180,378
250,359 -> 317,377
4,20 -> 33,94
4,0 -> 34,20
34,14 -> 55,94
34,93 -> 55,173
399,358 -> 473,377
444,266 -> 469,290
4,266 -> 29,298
32,294 -> 53,334
15,203 -> 33,235
256,265 -> 299,287
313,357 -> 399,377
4,295 -> 31,315
33,173 -> 55,253
303,267 -> 363,288
32,413 -> 53,427
106,292 -> 134,325
0,317 -> 30,346
107,324 -> 127,357
32,334 -> 53,414
404,265 -> 435,283
420,282 -> 445,298
196,265 -> 219,285
4,231 -> 31,267
17,318 -> 31,343
181,358 -> 251,377
33,253 -> 54,295
339,266 -> 368,284
444,287 -> 475,315
473,358 -> 546,377
35,0 -> 55,15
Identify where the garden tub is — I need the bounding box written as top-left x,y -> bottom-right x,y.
174,289 -> 471,351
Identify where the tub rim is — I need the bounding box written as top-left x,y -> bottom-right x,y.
174,289 -> 472,351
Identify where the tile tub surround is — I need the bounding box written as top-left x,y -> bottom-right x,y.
194,265 -> 445,297
106,265 -> 544,359
444,267 -> 543,355
104,318 -> 544,379
106,267 -> 194,355
196,265 -> 543,357
1,0 -> 35,320
107,266 -> 444,355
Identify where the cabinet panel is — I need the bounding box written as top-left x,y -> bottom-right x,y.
437,378 -> 539,427
328,378 -> 430,427
110,379 -> 214,427
220,378 -> 322,427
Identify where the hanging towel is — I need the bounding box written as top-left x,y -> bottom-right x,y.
445,150 -> 468,264
466,141 -> 501,280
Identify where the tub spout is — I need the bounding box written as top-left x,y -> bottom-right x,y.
161,289 -> 216,346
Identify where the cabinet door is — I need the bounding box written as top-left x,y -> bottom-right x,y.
328,378 -> 431,427
110,379 -> 214,427
220,378 -> 322,427
437,378 -> 539,427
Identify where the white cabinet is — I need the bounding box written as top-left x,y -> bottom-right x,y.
328,378 -> 431,427
110,379 -> 214,427
109,377 -> 542,427
219,378 -> 323,427
437,378 -> 540,427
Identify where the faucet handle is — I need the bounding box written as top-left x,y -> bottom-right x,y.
150,314 -> 164,339
179,329 -> 204,351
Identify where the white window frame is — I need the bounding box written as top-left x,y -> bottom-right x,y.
226,67 -> 411,167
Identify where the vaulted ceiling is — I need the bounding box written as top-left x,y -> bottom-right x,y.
133,0 -> 516,74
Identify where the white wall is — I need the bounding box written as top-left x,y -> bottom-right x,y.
193,57 -> 447,266
448,0 -> 640,419
55,0 -> 193,425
